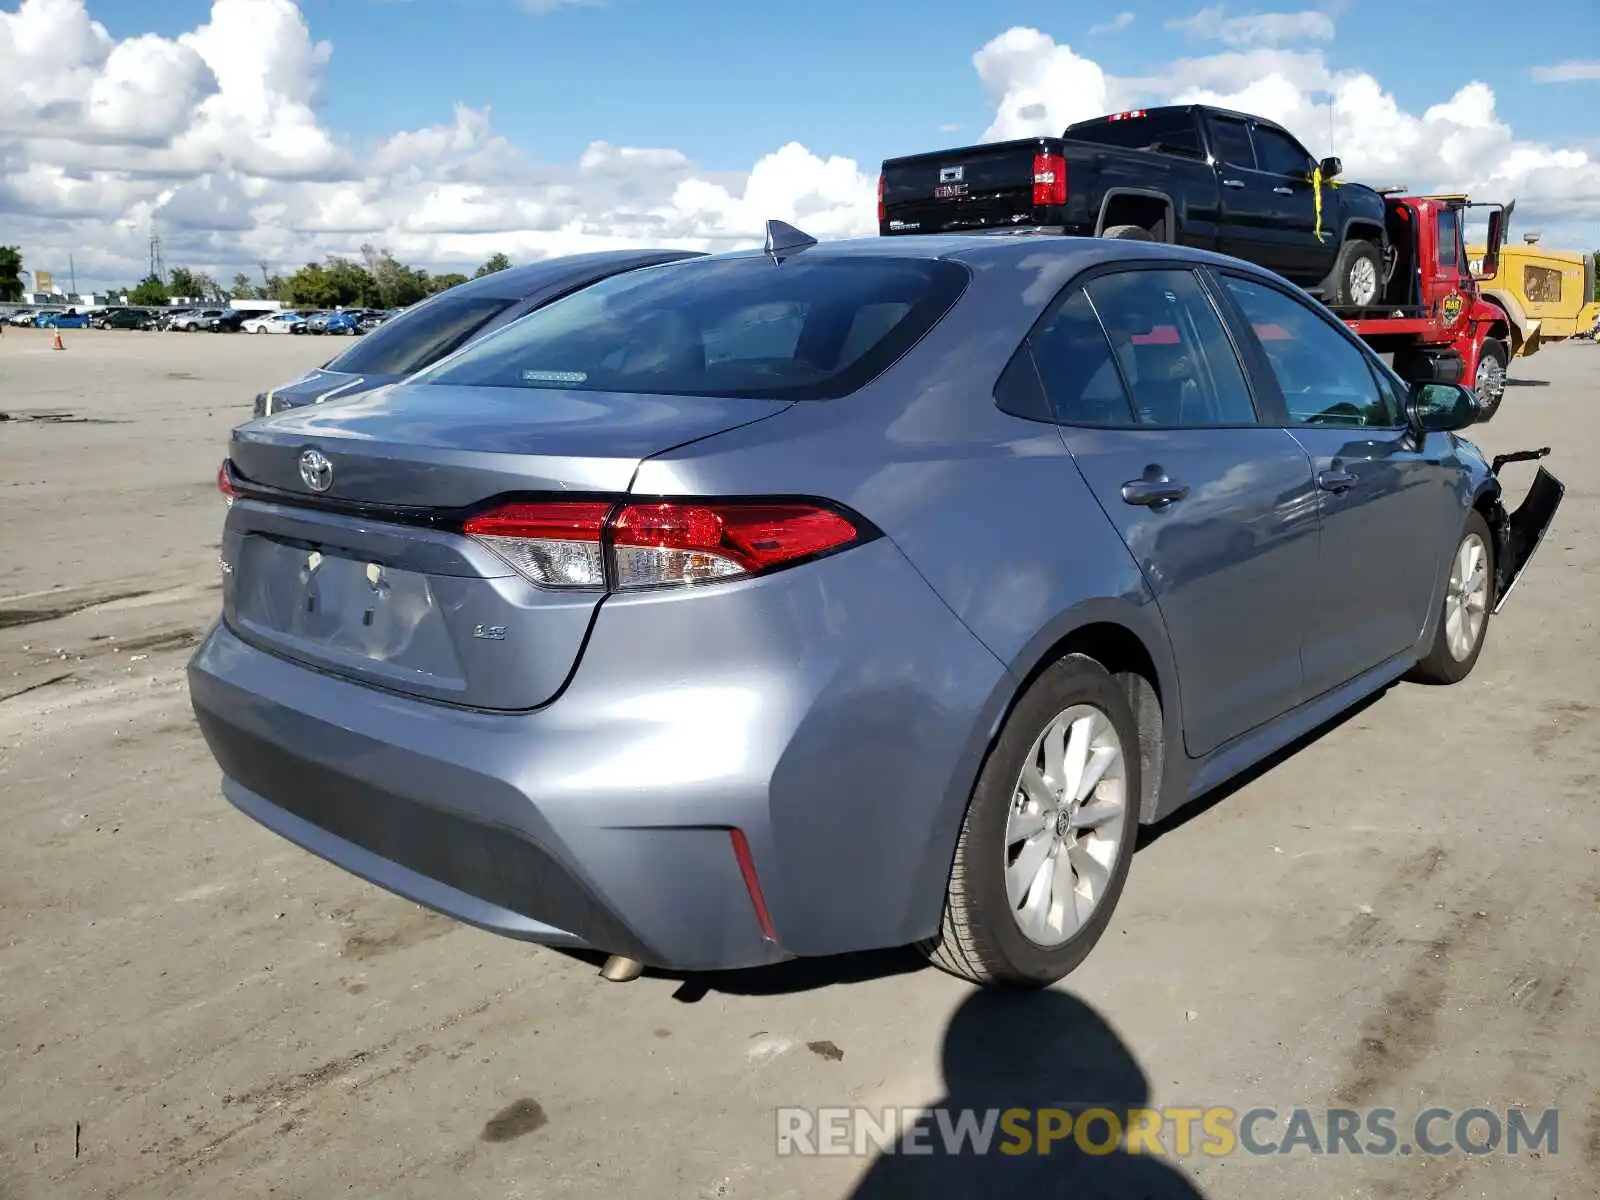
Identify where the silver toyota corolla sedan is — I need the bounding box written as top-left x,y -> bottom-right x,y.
189,226 -> 1563,988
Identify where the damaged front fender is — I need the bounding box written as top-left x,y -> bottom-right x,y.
1484,447 -> 1564,614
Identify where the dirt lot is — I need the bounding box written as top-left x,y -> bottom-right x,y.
2,326 -> 1597,1199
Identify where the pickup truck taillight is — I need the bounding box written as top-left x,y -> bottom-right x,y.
877,172 -> 886,224
1033,151 -> 1067,207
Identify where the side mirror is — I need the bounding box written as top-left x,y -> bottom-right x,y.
1318,156 -> 1343,180
1406,381 -> 1480,434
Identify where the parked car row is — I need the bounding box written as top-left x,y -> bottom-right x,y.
2,305 -> 400,335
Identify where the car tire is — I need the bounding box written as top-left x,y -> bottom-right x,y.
1474,339 -> 1509,421
1408,510 -> 1494,686
1328,239 -> 1383,308
922,654 -> 1141,988
1102,224 -> 1154,241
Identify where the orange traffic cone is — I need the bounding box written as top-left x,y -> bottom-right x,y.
52,329 -> 65,351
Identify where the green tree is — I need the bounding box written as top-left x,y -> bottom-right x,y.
359,243 -> 432,308
0,245 -> 22,302
430,272 -> 470,292
129,275 -> 170,306
231,273 -> 259,300
167,266 -> 204,299
474,252 -> 512,278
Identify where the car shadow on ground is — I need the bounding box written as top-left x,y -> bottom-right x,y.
562,684 -> 1395,999
845,988 -> 1207,1198
1503,378 -> 1550,388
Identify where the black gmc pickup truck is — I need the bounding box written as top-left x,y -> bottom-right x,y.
879,104 -> 1389,308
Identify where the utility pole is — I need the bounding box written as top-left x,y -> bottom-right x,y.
149,229 -> 166,285
70,253 -> 77,297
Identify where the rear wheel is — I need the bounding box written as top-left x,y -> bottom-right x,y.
1474,339 -> 1509,420
1328,239 -> 1383,307
922,655 -> 1140,987
1409,511 -> 1494,685
1102,224 -> 1154,241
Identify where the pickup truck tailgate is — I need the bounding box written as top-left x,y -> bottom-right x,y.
880,141 -> 1044,234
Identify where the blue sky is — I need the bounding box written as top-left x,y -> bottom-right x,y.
77,0 -> 1600,171
5,0 -> 1595,285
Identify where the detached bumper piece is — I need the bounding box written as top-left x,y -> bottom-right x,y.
1488,449 -> 1564,614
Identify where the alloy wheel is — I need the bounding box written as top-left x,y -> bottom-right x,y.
1004,704 -> 1129,947
1445,532 -> 1490,661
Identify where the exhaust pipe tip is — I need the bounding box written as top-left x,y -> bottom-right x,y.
599,955 -> 644,983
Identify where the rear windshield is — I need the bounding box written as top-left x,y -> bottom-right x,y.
323,294 -> 518,376
1065,112 -> 1204,159
413,256 -> 968,401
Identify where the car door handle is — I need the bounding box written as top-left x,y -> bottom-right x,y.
1273,186 -> 1294,195
1122,472 -> 1190,507
1317,468 -> 1357,493
1222,179 -> 1245,188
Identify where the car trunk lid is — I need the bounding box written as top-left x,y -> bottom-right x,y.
223,381 -> 790,710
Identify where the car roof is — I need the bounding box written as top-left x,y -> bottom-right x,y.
700,232 -> 1271,278
440,248 -> 707,301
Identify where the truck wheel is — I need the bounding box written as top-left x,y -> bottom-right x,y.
1474,339 -> 1509,421
921,654 -> 1140,987
1102,224 -> 1154,241
1329,239 -> 1382,307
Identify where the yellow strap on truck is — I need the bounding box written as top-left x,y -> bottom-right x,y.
1312,166 -> 1342,242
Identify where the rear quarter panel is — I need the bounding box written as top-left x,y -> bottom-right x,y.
630,246 -> 1183,928
1066,143 -> 1222,248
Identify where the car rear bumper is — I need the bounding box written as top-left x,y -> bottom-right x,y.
187,539 -> 1009,971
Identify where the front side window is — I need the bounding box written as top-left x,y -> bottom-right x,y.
1436,208 -> 1462,271
414,256 -> 968,401
1082,269 -> 1258,426
1250,127 -> 1313,178
1207,118 -> 1256,169
1222,275 -> 1401,427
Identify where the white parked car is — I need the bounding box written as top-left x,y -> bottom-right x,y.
242,312 -> 306,335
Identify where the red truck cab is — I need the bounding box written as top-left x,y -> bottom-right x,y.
1340,192 -> 1514,415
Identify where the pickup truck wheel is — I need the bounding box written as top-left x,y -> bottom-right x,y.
1408,511 -> 1494,685
1329,239 -> 1382,307
921,654 -> 1139,987
1102,224 -> 1154,241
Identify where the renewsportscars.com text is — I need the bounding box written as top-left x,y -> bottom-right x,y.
775,1105 -> 1560,1158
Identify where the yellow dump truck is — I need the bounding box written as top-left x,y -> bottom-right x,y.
1467,233 -> 1599,359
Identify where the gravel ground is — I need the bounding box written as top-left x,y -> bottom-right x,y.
2,326 -> 1597,1199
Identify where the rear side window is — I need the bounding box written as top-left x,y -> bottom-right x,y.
1027,290 -> 1136,425
1082,269 -> 1258,426
325,294 -> 518,376
414,257 -> 969,401
1065,112 -> 1203,159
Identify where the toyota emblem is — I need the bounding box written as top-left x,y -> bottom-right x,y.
298,448 -> 333,492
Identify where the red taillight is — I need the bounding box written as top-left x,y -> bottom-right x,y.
461,499 -> 862,591
877,171 -> 886,225
462,500 -> 612,589
1033,151 -> 1066,208
217,459 -> 237,503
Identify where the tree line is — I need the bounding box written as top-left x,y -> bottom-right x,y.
0,244 -> 513,307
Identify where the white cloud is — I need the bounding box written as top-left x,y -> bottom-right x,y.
1531,61 -> 1600,84
1089,12 -> 1135,35
2,0 -> 1597,293
1166,6 -> 1335,47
